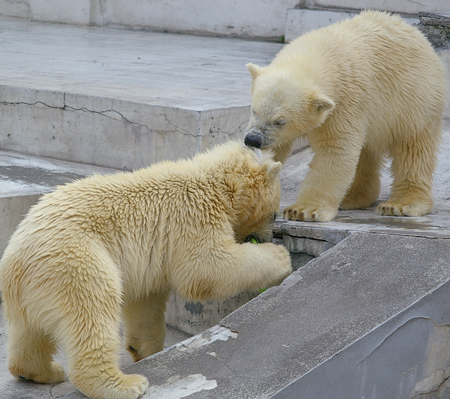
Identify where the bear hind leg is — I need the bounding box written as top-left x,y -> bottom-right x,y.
123,290 -> 170,362
58,251 -> 149,399
377,127 -> 439,216
340,146 -> 382,210
64,305 -> 149,399
59,290 -> 148,399
7,321 -> 65,384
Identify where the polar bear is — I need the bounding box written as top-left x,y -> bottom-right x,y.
244,10 -> 447,222
0,141 -> 291,399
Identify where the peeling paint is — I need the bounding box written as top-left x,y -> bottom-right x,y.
144,374 -> 217,398
175,325 -> 237,353
412,320 -> 450,398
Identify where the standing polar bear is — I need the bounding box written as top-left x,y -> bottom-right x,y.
244,10 -> 447,222
0,141 -> 291,399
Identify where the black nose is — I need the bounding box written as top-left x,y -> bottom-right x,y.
244,133 -> 263,148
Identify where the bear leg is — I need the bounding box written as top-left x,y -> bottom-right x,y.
64,304 -> 149,399
123,291 -> 170,362
377,128 -> 439,217
283,138 -> 363,222
341,147 -> 382,210
57,251 -> 149,399
174,240 -> 292,301
7,321 -> 66,384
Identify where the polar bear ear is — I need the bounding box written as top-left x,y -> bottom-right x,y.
310,95 -> 335,113
246,63 -> 264,80
266,161 -> 283,180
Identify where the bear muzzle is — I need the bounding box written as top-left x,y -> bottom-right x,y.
244,129 -> 264,149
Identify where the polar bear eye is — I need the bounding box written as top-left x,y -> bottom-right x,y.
275,118 -> 286,126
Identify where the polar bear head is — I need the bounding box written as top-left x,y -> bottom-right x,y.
244,63 -> 335,151
235,148 -> 282,244
207,142 -> 282,244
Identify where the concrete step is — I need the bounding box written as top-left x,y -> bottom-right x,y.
102,231 -> 450,399
0,0 -> 300,40
285,8 -> 421,42
294,0 -> 448,15
0,150 -> 117,256
0,0 -> 447,40
0,17 -> 282,170
0,312 -> 192,399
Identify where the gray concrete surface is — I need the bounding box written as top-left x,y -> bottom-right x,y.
0,150 -> 117,258
291,0 -> 448,15
0,0 -> 299,40
0,0 -> 447,39
285,8 -> 419,42
0,17 -> 282,170
0,316 -> 191,399
60,232 -> 450,399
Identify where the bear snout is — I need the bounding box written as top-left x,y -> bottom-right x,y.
244,130 -> 264,148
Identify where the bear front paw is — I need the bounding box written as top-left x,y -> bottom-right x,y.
260,243 -> 292,286
272,244 -> 293,276
282,203 -> 337,222
376,200 -> 432,217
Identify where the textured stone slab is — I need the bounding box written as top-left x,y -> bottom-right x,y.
0,18 -> 282,168
0,0 -> 299,40
61,233 -> 450,398
285,9 -> 419,42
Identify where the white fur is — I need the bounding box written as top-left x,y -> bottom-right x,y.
246,11 -> 447,221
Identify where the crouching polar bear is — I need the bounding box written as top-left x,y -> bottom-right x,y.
244,10 -> 447,222
0,141 -> 291,399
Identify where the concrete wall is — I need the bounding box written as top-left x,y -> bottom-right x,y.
301,0 -> 448,14
285,8 -> 420,41
1,0 -> 447,40
0,87 -> 249,170
0,0 -> 299,40
0,194 -> 41,257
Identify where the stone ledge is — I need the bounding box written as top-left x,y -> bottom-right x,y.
61,232 -> 450,399
285,8 -> 419,42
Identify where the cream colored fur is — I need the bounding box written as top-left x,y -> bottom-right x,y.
0,141 -> 291,399
245,11 -> 447,222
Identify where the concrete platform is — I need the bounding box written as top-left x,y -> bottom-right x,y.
0,316 -> 191,399
0,0 -> 447,40
285,8 -> 420,42
0,18 -> 282,170
0,150 -> 117,258
291,0 -> 448,15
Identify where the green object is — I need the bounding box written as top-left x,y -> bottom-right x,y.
249,238 -> 267,293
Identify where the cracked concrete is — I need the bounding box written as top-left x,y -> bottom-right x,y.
0,91 -> 251,169
0,18 -> 282,169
